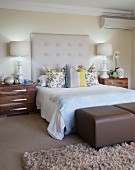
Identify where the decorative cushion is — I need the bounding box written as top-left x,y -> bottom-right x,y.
78,64 -> 99,86
66,64 -> 87,88
85,64 -> 99,86
37,75 -> 47,87
85,71 -> 99,86
77,68 -> 87,87
46,68 -> 65,88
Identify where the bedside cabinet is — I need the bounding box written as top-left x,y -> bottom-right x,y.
0,84 -> 36,116
98,78 -> 128,88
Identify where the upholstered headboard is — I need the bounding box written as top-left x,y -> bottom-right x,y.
31,33 -> 90,82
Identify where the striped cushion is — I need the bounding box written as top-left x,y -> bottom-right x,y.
66,64 -> 86,88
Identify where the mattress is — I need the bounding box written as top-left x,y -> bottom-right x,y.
36,85 -> 135,140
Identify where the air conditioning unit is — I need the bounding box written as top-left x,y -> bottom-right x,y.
100,16 -> 135,30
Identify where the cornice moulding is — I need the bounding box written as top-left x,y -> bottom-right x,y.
0,1 -> 133,17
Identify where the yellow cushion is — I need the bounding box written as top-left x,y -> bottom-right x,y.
77,68 -> 87,87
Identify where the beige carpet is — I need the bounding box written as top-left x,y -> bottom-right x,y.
0,113 -> 83,170
22,142 -> 135,170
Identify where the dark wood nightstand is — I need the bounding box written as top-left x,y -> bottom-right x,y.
0,84 -> 36,116
98,78 -> 128,88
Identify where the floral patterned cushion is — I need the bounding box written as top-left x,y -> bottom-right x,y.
85,71 -> 99,86
46,68 -> 65,88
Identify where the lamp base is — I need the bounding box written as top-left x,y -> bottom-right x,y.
16,59 -> 24,84
100,70 -> 109,79
100,56 -> 109,79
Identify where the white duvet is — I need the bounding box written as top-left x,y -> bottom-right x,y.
36,85 -> 135,140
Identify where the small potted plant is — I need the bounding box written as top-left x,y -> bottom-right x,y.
109,70 -> 117,78
109,51 -> 120,78
113,51 -> 120,70
110,51 -> 124,78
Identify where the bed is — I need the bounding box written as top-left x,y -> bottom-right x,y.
31,33 -> 135,140
36,85 -> 135,140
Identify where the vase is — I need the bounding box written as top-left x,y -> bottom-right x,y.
116,68 -> 124,78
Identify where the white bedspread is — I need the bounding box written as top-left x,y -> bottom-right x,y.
36,85 -> 135,140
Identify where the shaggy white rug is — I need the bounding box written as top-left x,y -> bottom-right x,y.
22,142 -> 135,170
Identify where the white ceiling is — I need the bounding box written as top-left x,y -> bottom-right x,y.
0,0 -> 135,16
19,0 -> 135,11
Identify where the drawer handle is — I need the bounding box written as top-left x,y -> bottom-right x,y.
10,108 -> 27,111
12,89 -> 27,92
110,82 -> 122,85
10,98 -> 27,102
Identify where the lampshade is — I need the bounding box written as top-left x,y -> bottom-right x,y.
97,43 -> 113,56
10,41 -> 29,56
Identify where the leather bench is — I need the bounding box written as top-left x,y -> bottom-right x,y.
114,102 -> 135,114
75,105 -> 135,148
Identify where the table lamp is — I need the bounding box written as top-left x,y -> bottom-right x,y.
97,43 -> 113,79
10,41 -> 29,84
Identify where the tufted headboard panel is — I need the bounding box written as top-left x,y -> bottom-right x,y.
31,33 -> 90,82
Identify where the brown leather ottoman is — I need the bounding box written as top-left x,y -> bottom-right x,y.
75,106 -> 135,148
114,102 -> 135,114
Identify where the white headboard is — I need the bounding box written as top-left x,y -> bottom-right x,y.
31,33 -> 90,82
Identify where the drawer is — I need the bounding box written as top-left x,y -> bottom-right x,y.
0,85 -> 35,95
0,94 -> 35,104
105,79 -> 128,88
0,103 -> 36,115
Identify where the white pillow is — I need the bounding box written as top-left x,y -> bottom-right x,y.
37,75 -> 47,87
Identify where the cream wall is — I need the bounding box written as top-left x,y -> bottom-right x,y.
0,8 -> 132,88
131,30 -> 135,89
